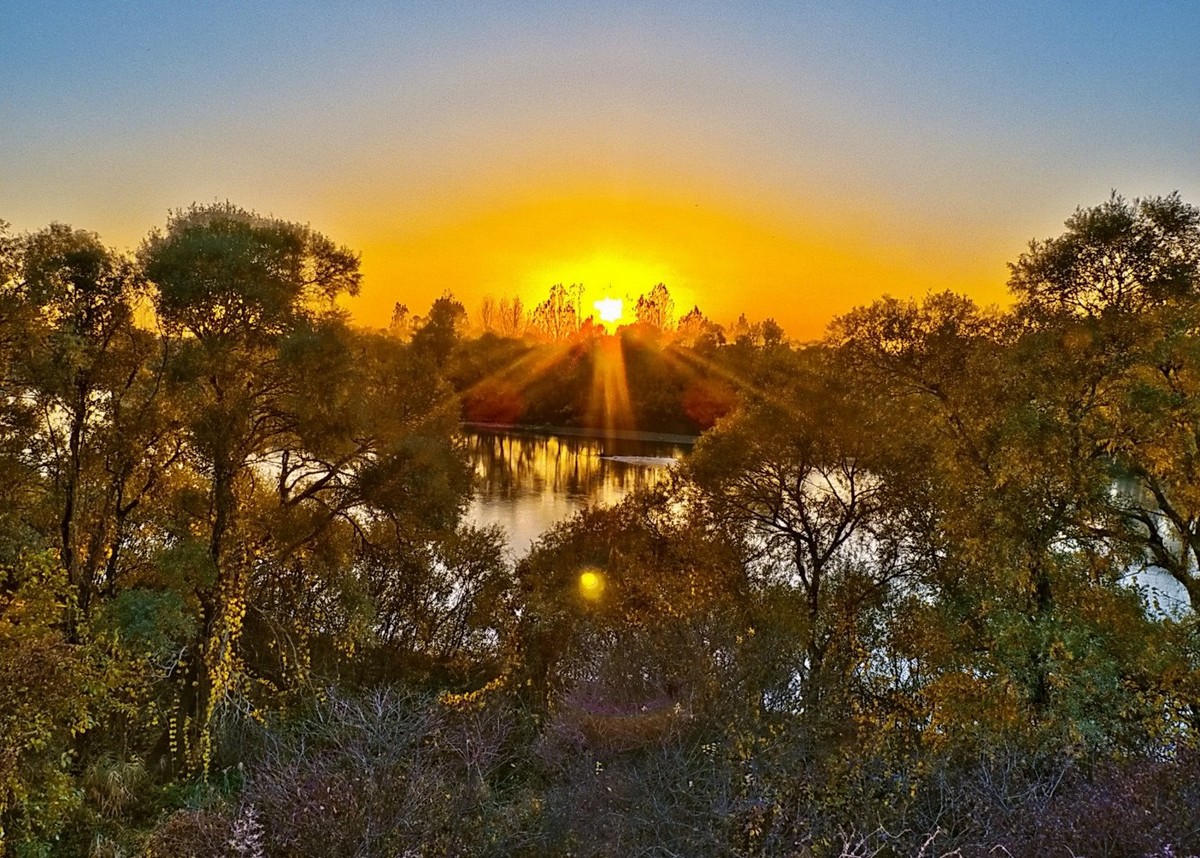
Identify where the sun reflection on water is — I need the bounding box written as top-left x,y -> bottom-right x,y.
464,430 -> 689,554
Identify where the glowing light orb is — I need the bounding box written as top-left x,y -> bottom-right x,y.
594,296 -> 624,324
579,569 -> 606,600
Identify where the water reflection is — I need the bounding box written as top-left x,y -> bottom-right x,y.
465,431 -> 1195,616
464,430 -> 691,556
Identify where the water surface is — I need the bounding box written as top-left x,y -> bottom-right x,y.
464,429 -> 690,555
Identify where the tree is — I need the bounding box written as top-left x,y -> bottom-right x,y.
1008,194 -> 1200,611
145,202 -> 359,341
411,293 -> 468,367
388,301 -> 412,339
831,288 -> 1181,743
513,484 -> 748,724
140,203 -> 361,771
1009,192 -> 1200,321
530,284 -> 581,341
0,552 -> 103,849
360,523 -> 510,667
1098,317 -> 1200,608
634,283 -> 674,330
684,347 -> 912,714
0,223 -> 47,558
478,295 -> 498,334
759,318 -> 785,348
14,224 -> 155,628
496,295 -> 525,338
675,305 -> 725,351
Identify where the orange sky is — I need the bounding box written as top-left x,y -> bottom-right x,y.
341,179 -> 1013,341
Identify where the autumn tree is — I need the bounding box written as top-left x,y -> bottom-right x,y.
140,202 -> 361,770
411,292 -> 468,367
496,295 -> 525,338
221,329 -> 494,715
1009,192 -> 1200,321
0,223 -> 183,849
0,553 -> 104,848
1009,193 -> 1200,611
514,484 -> 748,724
388,301 -> 412,339
832,287 -> 1184,745
0,222 -> 46,557
675,304 -> 725,351
684,346 -> 915,717
12,225 -> 176,630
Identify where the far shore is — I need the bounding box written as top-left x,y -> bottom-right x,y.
461,421 -> 699,446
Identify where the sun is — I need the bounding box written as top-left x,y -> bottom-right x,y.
520,250 -> 685,326
594,296 -> 624,324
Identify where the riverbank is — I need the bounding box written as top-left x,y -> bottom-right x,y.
462,421 -> 700,446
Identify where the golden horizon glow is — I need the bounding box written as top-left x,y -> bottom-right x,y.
522,249 -> 684,326
594,296 -> 624,324
346,185 -> 1007,341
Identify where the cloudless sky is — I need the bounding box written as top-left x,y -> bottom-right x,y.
4,2 -> 1199,338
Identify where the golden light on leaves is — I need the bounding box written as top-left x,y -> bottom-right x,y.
579,569 -> 605,600
594,296 -> 623,324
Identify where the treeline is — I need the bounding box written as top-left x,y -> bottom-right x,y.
391,281 -> 785,435
3,194 -> 1200,856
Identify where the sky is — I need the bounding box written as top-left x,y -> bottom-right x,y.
3,2 -> 1199,340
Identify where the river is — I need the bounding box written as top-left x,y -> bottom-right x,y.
462,428 -> 1191,615
463,428 -> 692,556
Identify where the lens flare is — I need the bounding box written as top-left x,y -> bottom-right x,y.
585,335 -> 634,434
579,569 -> 605,600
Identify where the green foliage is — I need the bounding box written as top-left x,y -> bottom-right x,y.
1010,191 -> 1200,320
141,202 -> 359,340
96,589 -> 196,662
154,539 -> 218,594
0,552 -> 98,851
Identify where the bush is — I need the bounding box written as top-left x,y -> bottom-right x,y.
235,687 -> 532,857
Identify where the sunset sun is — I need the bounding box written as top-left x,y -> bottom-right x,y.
520,249 -> 685,326
594,296 -> 624,324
